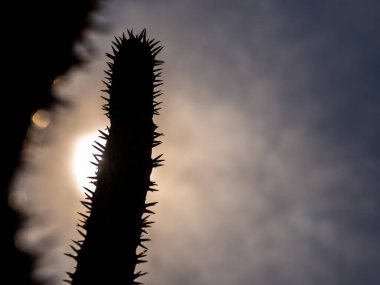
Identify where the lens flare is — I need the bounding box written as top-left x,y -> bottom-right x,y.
31,109 -> 51,129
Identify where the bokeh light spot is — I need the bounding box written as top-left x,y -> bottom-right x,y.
31,109 -> 51,129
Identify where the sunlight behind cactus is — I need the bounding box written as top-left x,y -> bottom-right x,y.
65,29 -> 164,284
72,132 -> 102,193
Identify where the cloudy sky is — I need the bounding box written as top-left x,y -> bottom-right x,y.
11,0 -> 380,284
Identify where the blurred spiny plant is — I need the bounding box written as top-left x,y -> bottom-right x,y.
64,29 -> 164,284
2,1 -> 101,284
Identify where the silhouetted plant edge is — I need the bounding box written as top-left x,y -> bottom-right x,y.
2,1 -> 102,284
64,29 -> 164,285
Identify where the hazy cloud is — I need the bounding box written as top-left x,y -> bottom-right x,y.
12,1 -> 380,284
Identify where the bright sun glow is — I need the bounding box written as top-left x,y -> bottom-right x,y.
72,132 -> 103,193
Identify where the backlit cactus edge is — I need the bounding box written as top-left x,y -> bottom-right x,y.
64,29 -> 164,285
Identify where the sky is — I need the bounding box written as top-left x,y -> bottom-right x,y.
10,0 -> 380,284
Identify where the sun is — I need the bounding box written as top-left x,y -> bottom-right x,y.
72,131 -> 104,193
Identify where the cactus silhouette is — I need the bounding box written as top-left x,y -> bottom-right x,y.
65,29 -> 164,284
